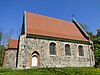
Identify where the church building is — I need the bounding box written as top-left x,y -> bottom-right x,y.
3,12 -> 95,69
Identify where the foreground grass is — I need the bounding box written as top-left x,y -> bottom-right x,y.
0,67 -> 100,75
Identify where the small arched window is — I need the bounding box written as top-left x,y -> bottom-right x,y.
50,42 -> 56,55
78,45 -> 84,56
65,44 -> 71,55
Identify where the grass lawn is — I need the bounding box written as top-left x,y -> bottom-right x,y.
0,67 -> 100,75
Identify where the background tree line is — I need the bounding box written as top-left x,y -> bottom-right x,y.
0,30 -> 4,66
80,23 -> 100,67
0,27 -> 20,66
91,29 -> 100,67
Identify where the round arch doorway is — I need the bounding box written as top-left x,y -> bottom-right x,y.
32,51 -> 40,67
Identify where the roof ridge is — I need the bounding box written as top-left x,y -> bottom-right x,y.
26,11 -> 71,23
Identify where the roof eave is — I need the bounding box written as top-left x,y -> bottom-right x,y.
26,34 -> 89,44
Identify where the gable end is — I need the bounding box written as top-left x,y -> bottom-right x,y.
72,18 -> 89,40
21,11 -> 27,35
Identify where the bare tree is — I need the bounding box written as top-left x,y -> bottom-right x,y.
1,29 -> 14,46
0,27 -> 3,45
7,29 -> 14,43
16,27 -> 21,38
79,23 -> 90,32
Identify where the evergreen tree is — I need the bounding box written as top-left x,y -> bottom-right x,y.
97,28 -> 100,37
0,32 -> 3,44
94,29 -> 100,67
0,45 -> 4,66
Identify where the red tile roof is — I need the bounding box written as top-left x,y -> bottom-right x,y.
8,39 -> 18,49
25,12 -> 88,42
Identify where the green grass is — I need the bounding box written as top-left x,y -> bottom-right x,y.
0,67 -> 100,75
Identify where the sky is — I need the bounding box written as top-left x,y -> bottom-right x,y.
0,0 -> 100,39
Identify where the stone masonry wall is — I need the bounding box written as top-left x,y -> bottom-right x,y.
17,35 -> 95,69
3,49 -> 17,68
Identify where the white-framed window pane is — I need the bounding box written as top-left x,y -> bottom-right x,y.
65,44 -> 71,55
78,46 -> 84,56
50,42 -> 56,55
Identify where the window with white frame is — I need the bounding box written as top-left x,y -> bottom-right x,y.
49,42 -> 56,55
65,44 -> 71,55
78,45 -> 84,56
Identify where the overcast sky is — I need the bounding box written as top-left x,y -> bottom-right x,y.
0,0 -> 100,39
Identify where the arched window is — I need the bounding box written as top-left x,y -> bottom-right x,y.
50,42 -> 56,55
65,44 -> 71,55
78,45 -> 84,56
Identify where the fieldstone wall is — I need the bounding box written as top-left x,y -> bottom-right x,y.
17,35 -> 28,69
17,35 -> 95,69
3,49 -> 17,68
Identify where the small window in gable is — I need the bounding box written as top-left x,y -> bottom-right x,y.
50,42 -> 56,55
65,44 -> 71,55
78,45 -> 84,56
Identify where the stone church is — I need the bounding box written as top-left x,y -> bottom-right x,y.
3,12 -> 95,69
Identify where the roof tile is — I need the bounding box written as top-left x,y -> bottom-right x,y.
26,12 -> 88,42
8,39 -> 18,49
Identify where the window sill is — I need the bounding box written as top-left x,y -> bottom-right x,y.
50,55 -> 56,56
78,56 -> 84,57
66,55 -> 71,57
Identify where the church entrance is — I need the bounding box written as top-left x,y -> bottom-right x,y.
32,51 -> 40,67
32,55 -> 38,66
